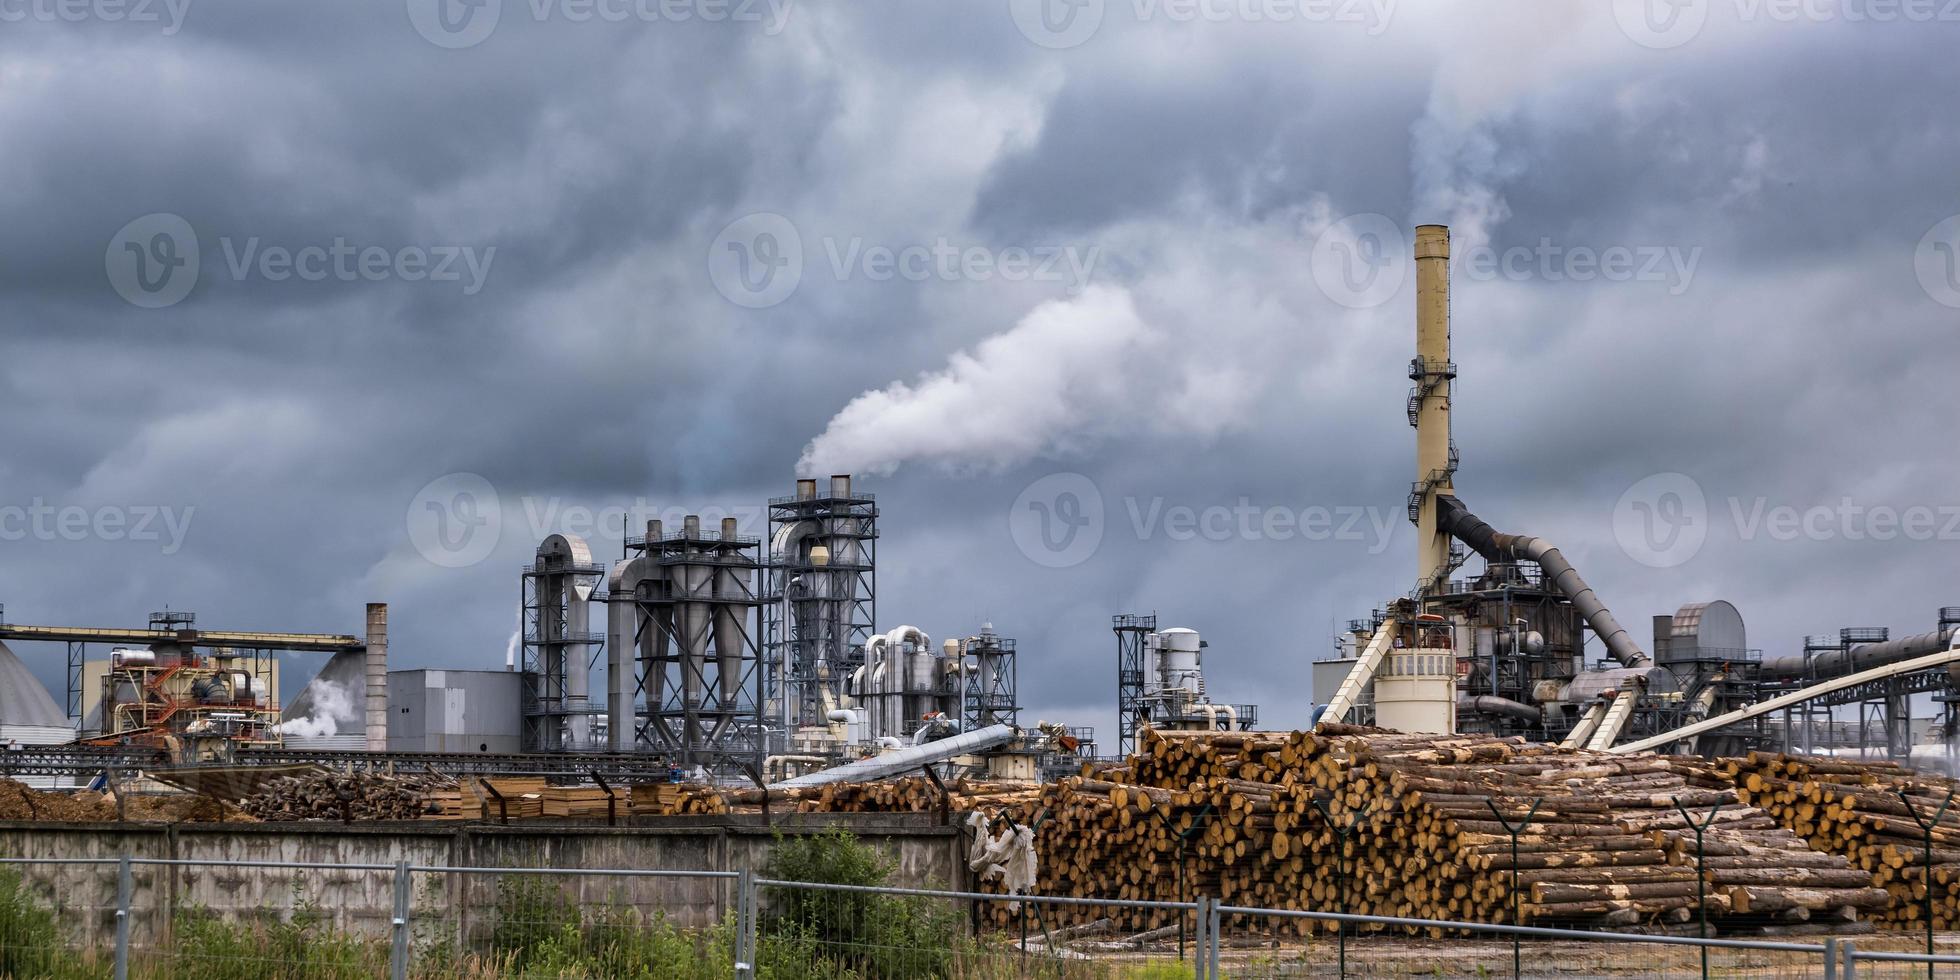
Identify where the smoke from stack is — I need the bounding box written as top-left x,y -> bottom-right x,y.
276,679 -> 357,739
797,285 -> 1256,477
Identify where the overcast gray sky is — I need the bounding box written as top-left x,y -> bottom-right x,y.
3,1 -> 1957,744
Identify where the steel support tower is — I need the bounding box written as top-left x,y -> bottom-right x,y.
761,476 -> 876,742
521,536 -> 606,752
621,516 -> 765,771
962,627 -> 1019,732
1113,613 -> 1157,757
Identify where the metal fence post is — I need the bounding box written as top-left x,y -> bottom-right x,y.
1312,795 -> 1373,980
1824,937 -> 1838,980
1199,897 -> 1215,980
114,853 -> 132,980
1192,896 -> 1210,980
1898,786 -> 1956,970
1672,798 -> 1721,980
1841,939 -> 1856,979
734,869 -> 757,979
390,860 -> 410,980
1485,796 -> 1543,980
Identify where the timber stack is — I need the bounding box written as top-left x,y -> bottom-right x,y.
1727,752 -> 1960,929
968,726 -> 1886,936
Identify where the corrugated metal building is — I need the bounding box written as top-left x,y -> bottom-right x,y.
387,669 -> 522,753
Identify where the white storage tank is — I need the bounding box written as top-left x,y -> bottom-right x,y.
1157,628 -> 1204,694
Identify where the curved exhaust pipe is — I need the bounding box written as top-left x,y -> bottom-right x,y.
1458,694 -> 1542,725
1438,495 -> 1652,668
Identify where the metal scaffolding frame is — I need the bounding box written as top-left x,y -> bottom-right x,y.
619,519 -> 765,770
1112,613 -> 1156,757
761,479 -> 877,742
962,628 -> 1019,732
520,537 -> 607,753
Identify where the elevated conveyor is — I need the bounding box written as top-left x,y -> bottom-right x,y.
1319,625 -> 1398,725
1613,638 -> 1960,754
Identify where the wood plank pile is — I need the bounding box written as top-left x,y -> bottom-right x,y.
1727,752 -> 1960,928
542,785 -> 622,819
421,777 -> 552,820
965,726 -> 1886,936
240,770 -> 451,822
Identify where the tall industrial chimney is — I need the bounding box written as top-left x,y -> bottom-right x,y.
1413,225 -> 1455,595
365,603 -> 388,751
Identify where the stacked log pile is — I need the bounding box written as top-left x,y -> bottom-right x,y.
968,727 -> 1887,936
628,782 -> 730,816
241,771 -> 449,821
1728,752 -> 1960,928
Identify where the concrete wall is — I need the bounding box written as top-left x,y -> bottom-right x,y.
0,814 -> 966,951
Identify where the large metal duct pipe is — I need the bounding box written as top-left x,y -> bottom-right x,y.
713,517 -> 749,702
607,539 -> 668,751
770,723 -> 1016,789
1414,224 -> 1454,592
1458,694 -> 1542,725
1438,495 -> 1652,668
680,515 -> 710,711
364,603 -> 388,751
1760,628 -> 1959,680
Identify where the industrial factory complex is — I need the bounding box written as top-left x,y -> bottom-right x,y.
3,223 -> 1950,780
5,224 -> 1960,967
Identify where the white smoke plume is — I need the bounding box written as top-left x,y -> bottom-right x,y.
1406,9 -> 1597,254
276,679 -> 356,739
797,286 -> 1161,476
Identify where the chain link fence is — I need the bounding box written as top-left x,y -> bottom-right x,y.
7,855 -> 1960,977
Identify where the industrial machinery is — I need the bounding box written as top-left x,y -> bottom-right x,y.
606,515 -> 765,770
1313,222 -> 1960,765
762,476 -> 877,750
522,534 -> 606,751
1113,615 -> 1257,755
82,613 -> 279,764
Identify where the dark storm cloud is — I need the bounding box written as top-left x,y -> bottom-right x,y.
1,2 -> 1956,742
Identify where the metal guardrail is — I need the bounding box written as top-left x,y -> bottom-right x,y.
4,855 -> 1960,978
